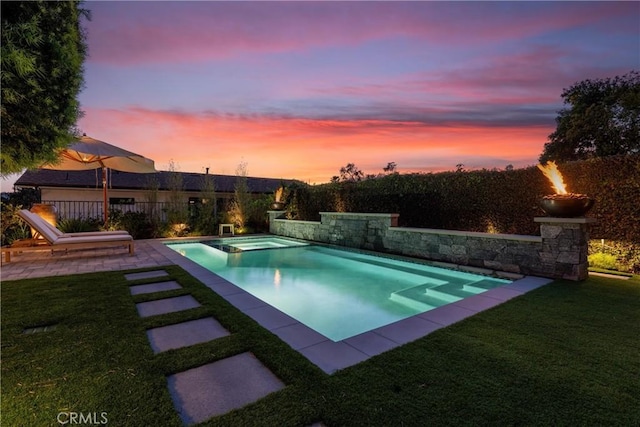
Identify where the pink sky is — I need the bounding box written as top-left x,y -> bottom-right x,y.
3,1 -> 639,190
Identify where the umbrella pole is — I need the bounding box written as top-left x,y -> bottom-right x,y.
102,166 -> 108,224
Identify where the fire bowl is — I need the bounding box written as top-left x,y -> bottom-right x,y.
271,202 -> 285,210
539,194 -> 594,218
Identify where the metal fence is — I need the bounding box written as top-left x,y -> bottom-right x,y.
41,200 -> 187,223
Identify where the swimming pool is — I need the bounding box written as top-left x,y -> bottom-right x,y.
167,237 -> 510,341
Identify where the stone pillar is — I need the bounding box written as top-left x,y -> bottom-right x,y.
267,210 -> 285,234
534,217 -> 596,281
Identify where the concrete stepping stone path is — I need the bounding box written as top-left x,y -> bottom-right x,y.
146,317 -> 230,354
136,295 -> 200,318
125,270 -> 169,281
130,280 -> 182,295
127,272 -> 285,424
167,352 -> 285,425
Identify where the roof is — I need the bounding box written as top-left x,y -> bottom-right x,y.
15,169 -> 302,194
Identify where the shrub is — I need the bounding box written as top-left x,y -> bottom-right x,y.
228,162 -> 252,230
0,203 -> 30,246
191,173 -> 217,236
588,252 -> 618,271
107,210 -> 154,239
58,217 -> 101,233
589,240 -> 640,274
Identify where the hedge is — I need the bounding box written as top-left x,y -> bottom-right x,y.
287,154 -> 640,272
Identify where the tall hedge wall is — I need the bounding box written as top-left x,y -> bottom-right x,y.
288,155 -> 639,270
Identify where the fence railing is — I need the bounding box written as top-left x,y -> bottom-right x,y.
41,201 -> 189,223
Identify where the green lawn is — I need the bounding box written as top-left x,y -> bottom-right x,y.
2,267 -> 638,426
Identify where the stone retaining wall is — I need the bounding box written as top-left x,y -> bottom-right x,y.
268,211 -> 594,281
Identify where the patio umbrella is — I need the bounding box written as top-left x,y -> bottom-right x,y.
41,135 -> 156,223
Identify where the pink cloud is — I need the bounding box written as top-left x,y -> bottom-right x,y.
78,107 -> 551,184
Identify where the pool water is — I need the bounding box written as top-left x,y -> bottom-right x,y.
204,237 -> 309,253
168,239 -> 510,341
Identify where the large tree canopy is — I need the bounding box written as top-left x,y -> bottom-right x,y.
540,71 -> 640,163
1,1 -> 88,177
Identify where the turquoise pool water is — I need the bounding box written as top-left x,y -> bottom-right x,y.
167,238 -> 510,341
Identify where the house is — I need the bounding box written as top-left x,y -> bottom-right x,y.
14,169 -> 300,220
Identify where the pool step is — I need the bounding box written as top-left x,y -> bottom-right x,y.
425,286 -> 468,302
462,279 -> 503,293
390,277 -> 505,311
390,281 -> 460,311
389,293 -> 438,312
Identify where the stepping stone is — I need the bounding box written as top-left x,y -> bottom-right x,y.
23,324 -> 57,334
136,295 -> 200,318
130,280 -> 182,295
147,317 -> 230,354
167,352 -> 285,425
125,270 -> 169,281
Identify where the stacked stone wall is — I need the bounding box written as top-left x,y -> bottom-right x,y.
267,211 -> 593,281
384,228 -> 541,275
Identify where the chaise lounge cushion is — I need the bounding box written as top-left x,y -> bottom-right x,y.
19,210 -> 131,242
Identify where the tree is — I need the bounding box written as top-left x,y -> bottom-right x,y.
383,162 -> 397,174
540,71 -> 640,163
142,174 -> 162,236
1,1 -> 88,176
166,160 -> 188,234
228,161 -> 252,231
339,163 -> 364,182
194,172 -> 217,235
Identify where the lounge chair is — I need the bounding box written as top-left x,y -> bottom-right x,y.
19,210 -> 130,239
1,210 -> 134,263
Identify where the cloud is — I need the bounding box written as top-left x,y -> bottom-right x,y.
78,106 -> 551,183
84,2 -> 638,66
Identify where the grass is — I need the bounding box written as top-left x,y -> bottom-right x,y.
2,267 -> 639,426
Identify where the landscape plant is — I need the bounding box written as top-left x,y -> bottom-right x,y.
540,71 -> 640,163
165,160 -> 189,236
142,174 -> 164,237
58,216 -> 101,233
192,172 -> 217,236
228,161 -> 252,233
248,194 -> 273,233
588,252 -> 618,271
0,203 -> 30,246
107,210 -> 154,240
1,1 -> 88,175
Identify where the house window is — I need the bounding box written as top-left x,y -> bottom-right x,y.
109,197 -> 135,205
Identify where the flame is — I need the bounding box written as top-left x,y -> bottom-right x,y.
537,161 -> 568,194
274,186 -> 284,202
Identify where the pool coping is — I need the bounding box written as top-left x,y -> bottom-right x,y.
152,237 -> 553,374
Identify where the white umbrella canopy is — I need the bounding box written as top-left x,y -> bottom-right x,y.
45,135 -> 156,172
41,135 -> 156,223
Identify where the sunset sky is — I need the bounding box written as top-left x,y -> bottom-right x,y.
4,1 -> 639,190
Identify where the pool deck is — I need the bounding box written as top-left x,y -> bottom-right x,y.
2,236 -> 553,374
